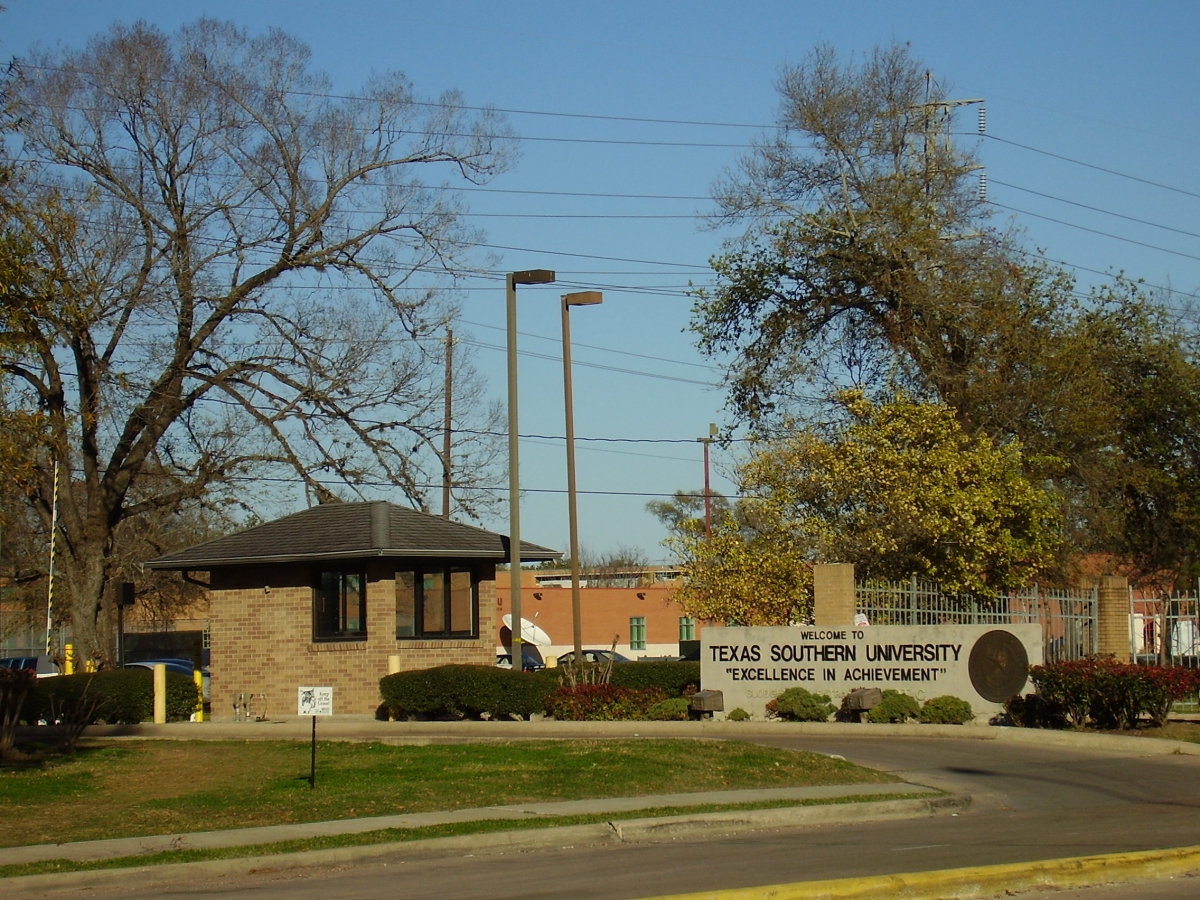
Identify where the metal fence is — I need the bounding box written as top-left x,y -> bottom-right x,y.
856,577 -> 1098,663
1130,593 -> 1199,668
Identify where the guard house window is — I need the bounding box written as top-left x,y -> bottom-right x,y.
313,570 -> 367,641
396,567 -> 477,638
679,617 -> 696,642
630,616 -> 647,651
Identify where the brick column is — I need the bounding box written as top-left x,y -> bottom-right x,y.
1097,575 -> 1130,661
813,563 -> 856,627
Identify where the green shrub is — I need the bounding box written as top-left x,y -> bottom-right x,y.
544,684 -> 668,721
919,695 -> 974,725
866,690 -> 920,724
727,707 -> 751,722
379,665 -> 556,720
609,661 -> 700,697
26,669 -> 198,725
645,697 -> 690,721
766,687 -> 835,722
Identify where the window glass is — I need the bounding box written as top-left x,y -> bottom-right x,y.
396,571 -> 416,638
630,616 -> 647,650
344,573 -> 364,633
313,570 -> 367,641
679,617 -> 696,642
422,571 -> 446,634
449,569 -> 473,634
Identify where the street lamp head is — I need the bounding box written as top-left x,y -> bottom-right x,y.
562,290 -> 603,307
509,269 -> 556,285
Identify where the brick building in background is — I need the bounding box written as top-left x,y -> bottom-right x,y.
147,501 -> 559,717
495,566 -> 711,662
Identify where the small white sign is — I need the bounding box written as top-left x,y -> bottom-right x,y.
297,686 -> 333,716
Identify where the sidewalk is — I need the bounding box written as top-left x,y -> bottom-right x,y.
0,782 -> 939,866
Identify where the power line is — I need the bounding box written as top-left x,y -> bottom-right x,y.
989,201 -> 1200,263
990,179 -> 1200,241
984,134 -> 1200,201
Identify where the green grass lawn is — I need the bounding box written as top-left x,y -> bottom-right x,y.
0,739 -> 895,848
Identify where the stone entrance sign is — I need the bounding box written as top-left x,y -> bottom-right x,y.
701,624 -> 1042,719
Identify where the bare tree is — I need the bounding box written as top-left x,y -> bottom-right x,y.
1,19 -> 515,662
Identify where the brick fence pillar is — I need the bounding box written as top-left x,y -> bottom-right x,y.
1097,575 -> 1130,661
813,563 -> 856,627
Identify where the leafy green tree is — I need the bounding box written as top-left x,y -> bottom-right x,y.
697,43 -> 1048,426
1,19 -> 515,663
646,489 -> 734,537
693,42 -> 1198,589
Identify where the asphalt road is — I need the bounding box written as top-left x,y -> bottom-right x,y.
32,733 -> 1200,900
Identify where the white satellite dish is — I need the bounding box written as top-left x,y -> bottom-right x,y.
501,614 -> 552,646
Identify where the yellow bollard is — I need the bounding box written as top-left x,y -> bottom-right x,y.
64,643 -> 75,675
153,663 -> 167,724
193,669 -> 205,722
387,654 -> 401,675
85,659 -> 97,673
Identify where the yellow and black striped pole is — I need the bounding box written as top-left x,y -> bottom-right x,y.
45,459 -> 59,657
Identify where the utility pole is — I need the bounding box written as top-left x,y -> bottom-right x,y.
442,328 -> 453,519
915,75 -> 986,202
697,423 -> 717,539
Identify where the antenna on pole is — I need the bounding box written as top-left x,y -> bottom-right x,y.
45,459 -> 60,657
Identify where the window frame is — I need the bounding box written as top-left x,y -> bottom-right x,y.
312,569 -> 368,643
629,615 -> 647,651
396,564 -> 480,640
679,616 -> 696,642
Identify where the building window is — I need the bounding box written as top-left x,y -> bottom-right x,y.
314,570 -> 367,642
396,567 -> 478,639
679,617 -> 696,642
630,616 -> 646,650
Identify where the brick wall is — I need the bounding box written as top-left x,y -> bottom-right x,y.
209,560 -> 497,717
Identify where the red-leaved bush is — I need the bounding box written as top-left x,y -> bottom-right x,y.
1028,658 -> 1199,729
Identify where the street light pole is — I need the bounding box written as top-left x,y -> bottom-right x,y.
506,269 -> 555,670
561,291 -> 602,667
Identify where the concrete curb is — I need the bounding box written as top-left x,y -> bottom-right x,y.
18,718 -> 1200,757
639,843 -> 1200,900
0,782 -> 939,865
1,794 -> 970,894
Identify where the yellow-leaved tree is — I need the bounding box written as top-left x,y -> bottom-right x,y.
666,392 -> 1064,624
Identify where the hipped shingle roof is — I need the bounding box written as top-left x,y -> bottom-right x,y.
145,501 -> 560,569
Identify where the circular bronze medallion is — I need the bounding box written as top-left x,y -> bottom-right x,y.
968,630 -> 1029,702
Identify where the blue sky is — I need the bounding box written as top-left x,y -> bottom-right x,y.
5,1 -> 1199,562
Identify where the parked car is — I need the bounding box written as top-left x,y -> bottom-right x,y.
123,658 -> 210,701
494,646 -> 546,671
552,649 -> 631,666
0,655 -> 58,676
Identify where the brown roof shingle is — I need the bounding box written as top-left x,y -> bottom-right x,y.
145,501 -> 560,569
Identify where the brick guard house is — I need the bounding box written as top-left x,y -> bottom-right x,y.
146,501 -> 560,717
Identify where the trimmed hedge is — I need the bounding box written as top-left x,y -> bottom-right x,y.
609,661 -> 700,697
767,686 -> 835,722
544,684 -> 668,721
379,665 -> 557,720
867,690 -> 920,724
26,668 -> 199,725
645,697 -> 690,721
919,695 -> 974,725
